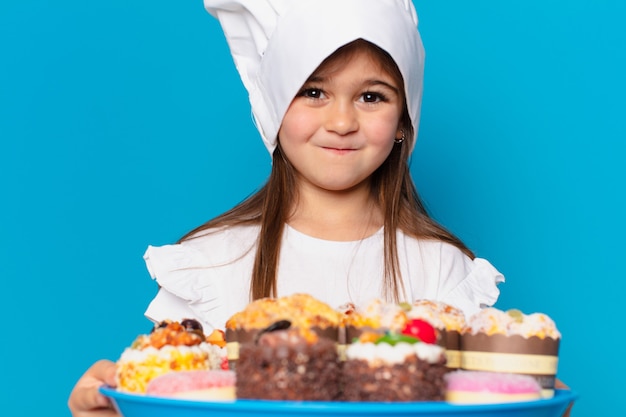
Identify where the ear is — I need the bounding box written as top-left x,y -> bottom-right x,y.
395,127 -> 404,141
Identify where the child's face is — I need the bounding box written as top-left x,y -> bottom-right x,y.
278,49 -> 403,193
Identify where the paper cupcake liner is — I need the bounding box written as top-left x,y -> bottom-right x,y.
344,325 -> 384,343
440,330 -> 461,369
225,326 -> 339,368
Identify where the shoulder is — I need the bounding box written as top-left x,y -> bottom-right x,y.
143,224 -> 259,330
184,223 -> 261,243
399,232 -> 501,280
398,231 -> 470,266
144,224 -> 260,283
397,232 -> 504,315
181,223 -> 261,261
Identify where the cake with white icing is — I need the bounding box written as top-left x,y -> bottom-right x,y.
341,318 -> 448,401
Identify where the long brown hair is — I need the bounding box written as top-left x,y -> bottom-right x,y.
179,40 -> 474,302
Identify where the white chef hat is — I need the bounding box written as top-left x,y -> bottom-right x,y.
204,0 -> 425,155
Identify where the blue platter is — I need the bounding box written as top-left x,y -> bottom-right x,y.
100,386 -> 577,417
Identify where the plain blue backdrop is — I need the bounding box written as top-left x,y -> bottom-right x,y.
1,1 -> 624,416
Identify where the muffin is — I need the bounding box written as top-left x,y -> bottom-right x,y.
225,293 -> 341,369
460,308 -> 561,398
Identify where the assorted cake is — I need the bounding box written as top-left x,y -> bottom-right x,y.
115,319 -> 227,394
460,307 -> 561,398
111,296 -> 564,405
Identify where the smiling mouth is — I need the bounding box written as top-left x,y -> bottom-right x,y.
322,146 -> 356,153
323,148 -> 356,156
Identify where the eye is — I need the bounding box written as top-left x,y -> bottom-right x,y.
299,88 -> 325,99
360,92 -> 388,103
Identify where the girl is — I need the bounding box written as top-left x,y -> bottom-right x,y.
68,1 -> 503,415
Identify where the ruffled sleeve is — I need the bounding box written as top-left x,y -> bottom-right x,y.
143,243 -> 232,332
440,256 -> 505,319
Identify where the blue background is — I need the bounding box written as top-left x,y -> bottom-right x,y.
1,1 -> 624,416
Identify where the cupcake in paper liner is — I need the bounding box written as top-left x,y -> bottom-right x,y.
460,308 -> 561,398
408,299 -> 466,369
224,293 -> 340,368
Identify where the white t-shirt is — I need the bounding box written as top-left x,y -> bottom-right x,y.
144,224 -> 504,331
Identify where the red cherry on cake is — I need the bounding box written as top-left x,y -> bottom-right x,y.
401,319 -> 438,344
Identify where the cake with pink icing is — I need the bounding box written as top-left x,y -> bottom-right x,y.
146,370 -> 236,401
445,370 -> 542,404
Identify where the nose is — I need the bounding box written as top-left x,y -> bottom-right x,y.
323,99 -> 358,135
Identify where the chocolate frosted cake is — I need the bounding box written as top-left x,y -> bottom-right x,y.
235,326 -> 341,400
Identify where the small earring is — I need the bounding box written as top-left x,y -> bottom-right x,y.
394,130 -> 405,144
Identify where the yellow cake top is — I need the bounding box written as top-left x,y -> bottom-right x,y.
225,293 -> 341,330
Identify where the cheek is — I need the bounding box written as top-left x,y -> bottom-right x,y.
279,106 -> 317,145
367,116 -> 400,146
